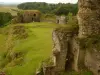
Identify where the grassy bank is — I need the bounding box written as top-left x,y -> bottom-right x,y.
0,22 -> 57,75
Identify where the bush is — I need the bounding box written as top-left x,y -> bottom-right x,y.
0,12 -> 12,27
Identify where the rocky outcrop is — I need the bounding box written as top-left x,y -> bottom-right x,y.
85,49 -> 100,75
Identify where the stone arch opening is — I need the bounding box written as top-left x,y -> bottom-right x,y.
32,14 -> 37,21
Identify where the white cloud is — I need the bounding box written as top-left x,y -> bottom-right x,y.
0,0 -> 78,3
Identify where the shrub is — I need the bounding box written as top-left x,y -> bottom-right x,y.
0,12 -> 12,27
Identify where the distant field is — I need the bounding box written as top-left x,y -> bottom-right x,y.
0,6 -> 18,16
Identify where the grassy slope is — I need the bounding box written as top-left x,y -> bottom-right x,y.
0,34 -> 6,52
0,22 -> 57,75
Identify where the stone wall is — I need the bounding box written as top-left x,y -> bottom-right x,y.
71,36 -> 79,71
52,28 -> 70,71
85,50 -> 100,75
51,27 -> 79,74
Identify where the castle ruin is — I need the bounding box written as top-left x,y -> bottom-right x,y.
12,10 -> 41,23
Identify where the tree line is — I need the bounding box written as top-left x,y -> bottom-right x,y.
17,2 -> 78,15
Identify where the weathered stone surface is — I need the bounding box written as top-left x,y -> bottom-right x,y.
71,37 -> 79,71
52,28 -> 70,71
77,0 -> 100,38
85,49 -> 100,75
52,28 -> 79,72
78,0 -> 100,74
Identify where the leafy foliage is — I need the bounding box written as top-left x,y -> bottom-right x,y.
55,4 -> 78,15
0,12 -> 12,27
17,2 -> 78,15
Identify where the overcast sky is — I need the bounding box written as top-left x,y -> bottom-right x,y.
0,0 -> 78,4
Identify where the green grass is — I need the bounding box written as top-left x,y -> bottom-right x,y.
0,34 -> 6,53
0,22 -> 57,75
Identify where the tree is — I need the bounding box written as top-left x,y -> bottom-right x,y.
17,2 -> 78,15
